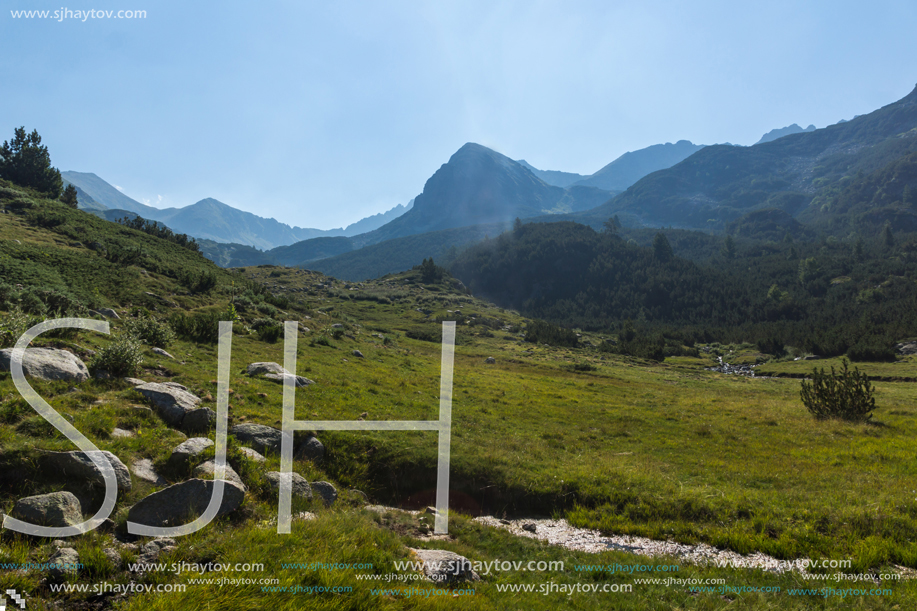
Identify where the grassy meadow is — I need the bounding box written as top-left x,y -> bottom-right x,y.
2,189 -> 917,608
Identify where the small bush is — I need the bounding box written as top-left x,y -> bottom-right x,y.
89,335 -> 144,377
169,311 -> 221,344
256,302 -> 278,317
257,324 -> 283,343
847,338 -> 896,362
123,316 -> 176,347
524,319 -> 578,347
0,306 -> 36,348
800,358 -> 876,422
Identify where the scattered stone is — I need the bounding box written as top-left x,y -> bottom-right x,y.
151,347 -> 174,359
127,479 -> 245,528
102,547 -> 122,568
133,538 -> 178,565
167,437 -> 214,471
124,377 -> 146,386
311,481 -> 337,507
194,460 -> 246,491
10,491 -> 83,528
239,447 -> 266,463
424,506 -> 437,515
408,549 -> 481,583
485,357 -> 496,364
896,342 -> 917,356
705,357 -> 757,377
347,489 -> 369,504
48,547 -> 80,580
295,436 -> 324,461
135,382 -> 201,427
97,308 -> 120,319
359,411 -> 368,418
131,459 -> 167,486
352,350 -> 364,358
112,428 -> 135,438
41,450 -> 132,492
522,523 -> 537,533
0,347 -> 90,382
331,323 -> 343,329
94,370 -> 111,380
246,362 -> 287,376
182,408 -> 216,434
231,423 -> 283,454
264,471 -> 312,500
262,373 -> 315,387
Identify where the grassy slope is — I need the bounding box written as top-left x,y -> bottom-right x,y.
1,188 -> 917,609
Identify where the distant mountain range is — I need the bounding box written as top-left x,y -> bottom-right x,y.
755,123 -> 816,145
61,171 -> 413,250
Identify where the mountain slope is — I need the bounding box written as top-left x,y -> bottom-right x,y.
341,200 -> 413,236
580,85 -> 917,230
351,143 -> 613,247
515,160 -> 587,187
61,171 -> 163,217
755,123 -> 816,145
572,140 -> 705,191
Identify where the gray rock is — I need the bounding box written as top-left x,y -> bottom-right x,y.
41,450 -> 132,493
896,342 -> 917,355
264,471 -> 312,500
239,447 -> 266,463
347,489 -> 369,504
311,481 -> 337,507
131,459 -> 167,486
124,377 -> 146,386
135,382 -> 201,426
0,348 -> 89,382
352,350 -> 364,358
112,428 -> 134,438
11,491 -> 83,528
522,523 -> 537,533
97,308 -> 120,319
246,362 -> 287,376
127,478 -> 245,528
102,547 -> 122,568
161,381 -> 188,390
182,408 -> 216,433
408,549 -> 481,583
262,373 -> 314,387
194,460 -> 246,492
152,347 -> 174,359
295,436 -> 325,461
48,547 -> 80,580
485,357 -> 496,364
167,437 -> 213,471
230,423 -> 283,453
331,323 -> 343,329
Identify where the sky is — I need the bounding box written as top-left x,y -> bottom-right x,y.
2,0 -> 916,230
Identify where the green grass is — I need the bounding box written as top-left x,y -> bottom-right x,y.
4,191 -> 917,608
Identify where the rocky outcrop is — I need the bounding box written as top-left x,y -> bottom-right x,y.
0,348 -> 90,382
230,423 -> 284,454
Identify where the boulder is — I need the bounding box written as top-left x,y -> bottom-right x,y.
167,438 -> 214,471
262,373 -> 314,387
131,458 -> 167,486
352,350 -> 364,358
112,428 -> 134,438
194,460 -> 246,491
41,450 -> 132,492
10,491 -> 83,528
127,479 -> 245,528
485,357 -> 496,364
230,423 -> 283,454
246,362 -> 287,376
182,408 -> 216,434
97,308 -> 120,319
264,471 -> 312,500
48,547 -> 80,580
135,382 -> 201,426
295,436 -> 325,461
409,549 -> 481,583
124,377 -> 146,386
152,347 -> 174,359
0,348 -> 89,382
161,381 -> 188,391
311,481 -> 337,507
239,447 -> 266,463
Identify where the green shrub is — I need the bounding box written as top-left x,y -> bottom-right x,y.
847,338 -> 896,362
123,316 -> 176,347
169,311 -> 221,344
524,319 -> 578,347
89,335 -> 144,377
256,302 -> 278,317
800,358 -> 876,422
257,324 -> 283,343
0,306 -> 36,348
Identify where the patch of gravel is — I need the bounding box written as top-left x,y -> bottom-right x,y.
474,517 -> 819,575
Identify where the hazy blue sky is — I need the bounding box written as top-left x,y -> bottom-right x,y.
2,0 -> 915,229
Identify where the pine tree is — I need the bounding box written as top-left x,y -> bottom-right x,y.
60,183 -> 79,208
0,127 -> 63,197
653,232 -> 673,261
721,235 -> 736,260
